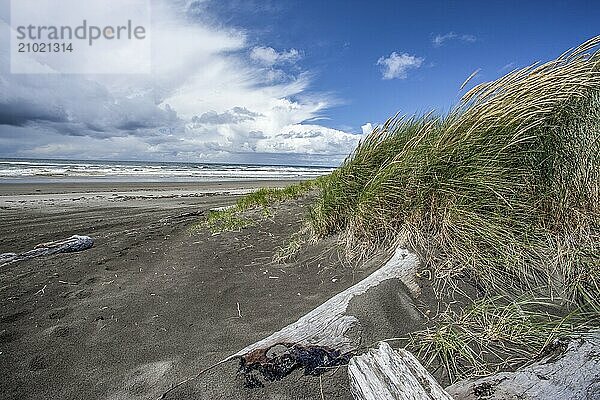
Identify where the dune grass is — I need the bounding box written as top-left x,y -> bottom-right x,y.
201,180 -> 317,233
409,295 -> 597,381
309,37 -> 600,378
235,180 -> 316,211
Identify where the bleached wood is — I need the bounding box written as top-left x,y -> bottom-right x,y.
209,205 -> 235,212
348,342 -> 454,400
0,235 -> 94,267
225,247 -> 420,362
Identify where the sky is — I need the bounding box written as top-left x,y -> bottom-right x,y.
0,0 -> 599,166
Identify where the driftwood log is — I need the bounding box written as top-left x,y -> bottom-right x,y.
223,247 -> 422,387
348,342 -> 453,400
446,332 -> 600,400
0,235 -> 94,267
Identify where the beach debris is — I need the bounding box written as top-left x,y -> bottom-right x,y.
34,284 -> 48,296
348,342 -> 453,400
239,343 -> 352,388
58,280 -> 78,285
0,235 -> 94,268
210,205 -> 235,212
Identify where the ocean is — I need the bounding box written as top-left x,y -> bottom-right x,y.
0,158 -> 334,183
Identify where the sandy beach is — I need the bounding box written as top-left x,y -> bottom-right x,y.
2,3 -> 598,398
0,181 -> 387,400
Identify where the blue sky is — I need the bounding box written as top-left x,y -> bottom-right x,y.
0,0 -> 598,165
224,0 -> 600,132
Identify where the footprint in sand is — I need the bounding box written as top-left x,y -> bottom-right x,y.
108,360 -> 173,400
45,324 -> 71,338
0,309 -> 31,324
0,329 -> 15,343
28,354 -> 48,371
47,307 -> 70,320
62,288 -> 92,299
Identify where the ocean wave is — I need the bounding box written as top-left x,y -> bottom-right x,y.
0,159 -> 333,182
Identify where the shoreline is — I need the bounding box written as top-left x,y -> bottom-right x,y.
0,180 -> 301,212
0,179 -> 300,196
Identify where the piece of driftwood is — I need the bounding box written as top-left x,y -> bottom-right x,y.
209,205 -> 235,212
0,235 -> 94,268
445,332 -> 600,400
223,247 -> 421,387
348,342 -> 454,400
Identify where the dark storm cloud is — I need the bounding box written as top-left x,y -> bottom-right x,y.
0,70 -> 182,139
0,100 -> 69,126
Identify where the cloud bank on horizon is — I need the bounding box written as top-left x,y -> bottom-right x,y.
0,0 -> 366,165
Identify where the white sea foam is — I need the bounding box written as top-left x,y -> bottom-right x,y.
0,159 -> 334,182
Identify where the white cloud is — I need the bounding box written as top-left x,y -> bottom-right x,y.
499,62 -> 516,73
250,46 -> 301,66
377,52 -> 424,80
432,32 -> 477,47
254,124 -> 361,155
361,123 -> 374,135
0,0 -> 359,165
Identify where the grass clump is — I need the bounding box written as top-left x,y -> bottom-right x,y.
311,36 -> 600,300
203,209 -> 254,233
410,296 -> 599,381
309,37 -> 600,379
201,180 -> 317,233
273,230 -> 308,263
236,180 -> 316,211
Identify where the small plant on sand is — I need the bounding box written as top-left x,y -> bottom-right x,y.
202,208 -> 254,233
272,229 -> 309,263
198,180 -> 318,233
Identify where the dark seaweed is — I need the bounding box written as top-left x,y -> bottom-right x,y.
238,343 -> 352,388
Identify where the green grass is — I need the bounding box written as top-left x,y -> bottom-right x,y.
203,209 -> 254,233
199,180 -> 318,233
308,37 -> 600,379
235,180 -> 316,211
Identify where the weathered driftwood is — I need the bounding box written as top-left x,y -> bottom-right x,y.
209,205 -> 235,212
445,332 -> 600,400
223,247 -> 421,387
348,342 -> 454,400
0,235 -> 94,267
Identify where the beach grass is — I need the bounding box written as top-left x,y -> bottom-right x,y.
200,180 -> 318,233
410,295 -> 598,381
308,37 -> 600,378
204,209 -> 255,233
235,180 -> 316,211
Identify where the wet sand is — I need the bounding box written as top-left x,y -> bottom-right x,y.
0,181 -> 387,400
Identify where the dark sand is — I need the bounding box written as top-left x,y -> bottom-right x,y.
0,181 -> 392,400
